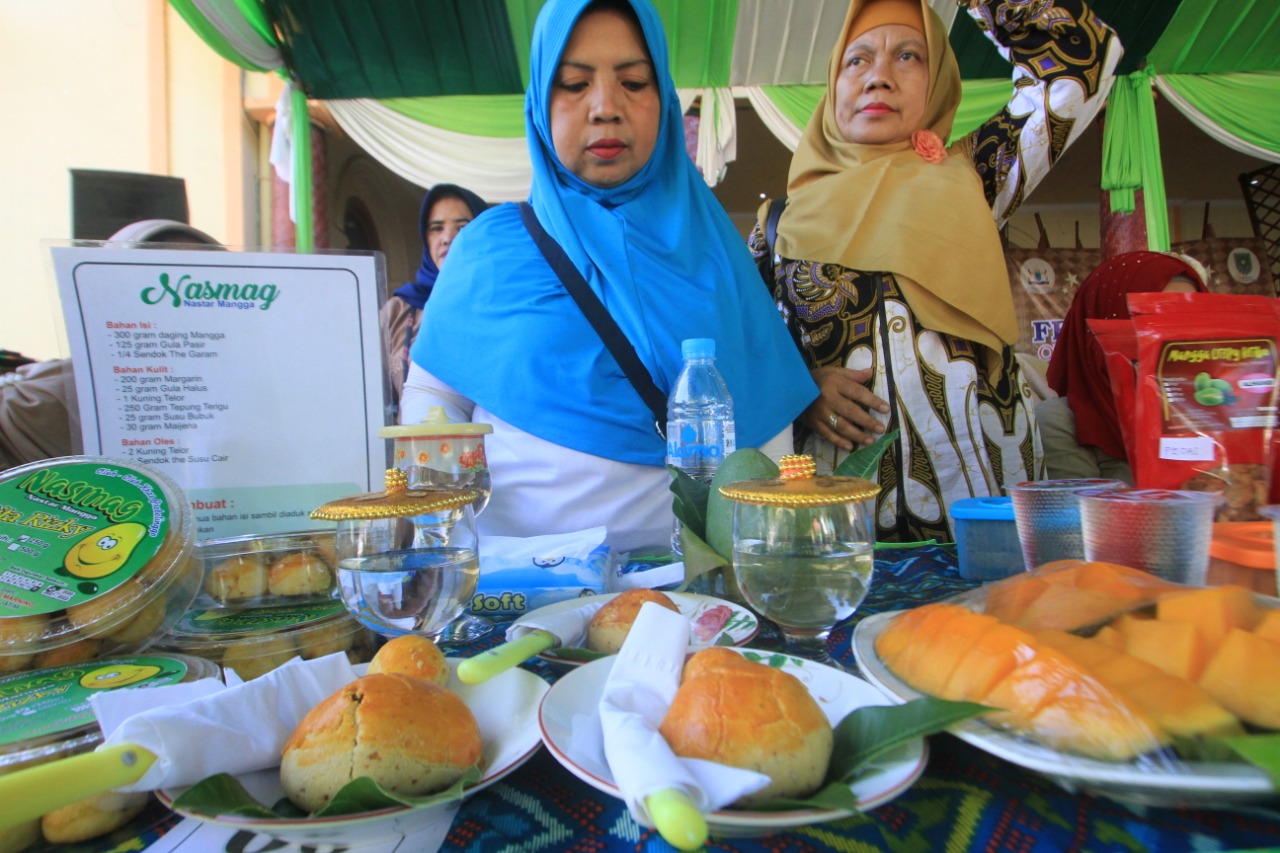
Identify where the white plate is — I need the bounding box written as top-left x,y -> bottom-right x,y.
156,660 -> 548,847
537,647 -> 927,838
519,591 -> 759,665
853,611 -> 1278,807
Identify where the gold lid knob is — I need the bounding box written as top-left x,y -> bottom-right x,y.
718,454 -> 880,507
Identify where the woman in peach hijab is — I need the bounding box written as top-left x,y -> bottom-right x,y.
753,0 -> 1121,541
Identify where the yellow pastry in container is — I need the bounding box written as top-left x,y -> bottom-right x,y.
0,652 -> 219,851
0,457 -> 199,675
204,554 -> 269,602
194,530 -> 336,607
156,599 -> 381,680
269,552 -> 333,597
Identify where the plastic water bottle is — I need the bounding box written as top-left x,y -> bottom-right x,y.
667,338 -> 736,556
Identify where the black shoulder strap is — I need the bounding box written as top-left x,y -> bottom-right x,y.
765,196 -> 786,260
518,202 -> 667,441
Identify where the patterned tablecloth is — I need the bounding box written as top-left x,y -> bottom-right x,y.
433,545 -> 1280,853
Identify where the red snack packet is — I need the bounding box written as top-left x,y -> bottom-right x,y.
1127,293 -> 1280,520
1087,318 -> 1140,465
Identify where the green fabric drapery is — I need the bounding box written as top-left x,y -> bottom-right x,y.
1156,72 -> 1280,161
382,95 -> 527,138
1101,70 -> 1170,251
171,0 -> 1280,259
169,0 -> 271,72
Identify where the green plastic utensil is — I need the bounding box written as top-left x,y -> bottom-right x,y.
0,743 -> 156,831
456,630 -> 558,684
646,788 -> 708,850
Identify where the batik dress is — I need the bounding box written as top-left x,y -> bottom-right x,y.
752,0 -> 1120,542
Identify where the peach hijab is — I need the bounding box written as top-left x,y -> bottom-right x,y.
776,0 -> 1017,352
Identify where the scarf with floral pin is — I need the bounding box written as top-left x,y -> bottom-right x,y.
775,0 -> 1017,355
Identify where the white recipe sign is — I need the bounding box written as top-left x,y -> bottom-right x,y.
51,247 -> 385,540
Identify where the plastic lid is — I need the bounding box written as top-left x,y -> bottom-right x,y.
681,338 -> 715,359
1075,487 -> 1222,506
0,653 -> 218,769
0,456 -> 198,666
1210,520 -> 1274,570
718,454 -> 880,507
310,468 -> 479,521
950,496 -> 1015,521
379,406 -> 493,439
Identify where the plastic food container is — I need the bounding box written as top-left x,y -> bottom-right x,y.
951,496 -> 1022,581
155,600 -> 382,681
194,529 -> 338,608
0,653 -> 218,848
0,456 -> 200,675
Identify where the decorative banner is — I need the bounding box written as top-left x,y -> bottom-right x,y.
50,247 -> 386,541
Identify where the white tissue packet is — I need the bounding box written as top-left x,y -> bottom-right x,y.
471,526 -> 612,617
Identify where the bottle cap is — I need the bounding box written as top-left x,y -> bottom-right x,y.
378,405 -> 494,439
718,454 -> 880,507
681,338 -> 715,359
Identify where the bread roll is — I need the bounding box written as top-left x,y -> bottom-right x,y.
587,589 -> 680,653
281,674 -> 482,813
367,635 -> 449,686
660,648 -> 833,805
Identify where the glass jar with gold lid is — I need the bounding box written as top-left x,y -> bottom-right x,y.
310,469 -> 480,640
719,455 -> 879,668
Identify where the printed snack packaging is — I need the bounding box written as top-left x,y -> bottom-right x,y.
0,456 -> 200,674
1095,293 -> 1280,521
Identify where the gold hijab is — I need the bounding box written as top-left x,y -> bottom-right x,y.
775,0 -> 1017,352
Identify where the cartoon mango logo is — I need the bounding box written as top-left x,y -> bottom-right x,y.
79,663 -> 161,689
64,523 -> 147,580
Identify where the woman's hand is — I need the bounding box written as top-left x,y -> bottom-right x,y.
803,366 -> 890,451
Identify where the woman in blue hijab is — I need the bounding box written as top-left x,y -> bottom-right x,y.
380,184 -> 487,409
403,0 -> 816,553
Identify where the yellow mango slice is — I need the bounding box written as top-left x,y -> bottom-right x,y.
1198,628 -> 1280,729
1115,617 -> 1211,681
1156,586 -> 1261,651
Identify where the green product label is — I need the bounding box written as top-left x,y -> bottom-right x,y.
0,655 -> 189,746
0,462 -> 173,616
172,600 -> 345,637
1158,338 -> 1278,432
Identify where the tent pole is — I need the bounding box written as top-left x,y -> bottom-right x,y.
291,85 -> 314,251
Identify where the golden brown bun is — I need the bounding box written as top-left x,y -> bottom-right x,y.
268,552 -> 332,597
40,791 -> 149,843
660,650 -> 833,805
587,589 -> 680,653
367,635 -> 449,686
281,674 -> 482,813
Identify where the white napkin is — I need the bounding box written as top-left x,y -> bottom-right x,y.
598,603 -> 768,826
89,653 -> 360,792
505,600 -> 605,648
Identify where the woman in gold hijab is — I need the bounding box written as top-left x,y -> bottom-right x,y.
753,0 -> 1120,542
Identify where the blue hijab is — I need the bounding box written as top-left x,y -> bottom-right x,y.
413,0 -> 815,465
393,184 -> 488,310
